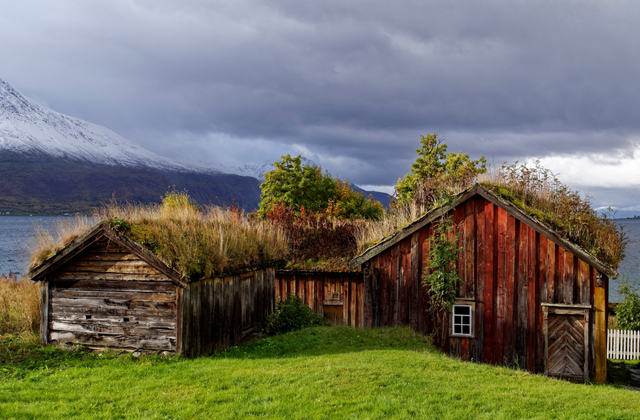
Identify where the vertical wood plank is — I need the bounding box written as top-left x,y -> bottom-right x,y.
418,224 -> 431,335
474,198 -> 485,363
564,253 -> 575,305
546,239 -> 556,303
213,277 -> 222,350
504,214 -> 517,367
578,260 -> 590,305
557,247 -> 565,304
495,207 -> 507,365
482,201 -> 494,364
595,274 -> 607,384
40,281 -> 49,346
516,220 -> 528,369
410,232 -> 420,331
528,230 -> 538,372
181,284 -> 191,357
464,199 -> 476,299
176,286 -> 183,354
372,259 -> 381,327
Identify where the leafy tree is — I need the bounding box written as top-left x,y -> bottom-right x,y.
395,134 -> 487,207
258,154 -> 383,220
615,277 -> 640,331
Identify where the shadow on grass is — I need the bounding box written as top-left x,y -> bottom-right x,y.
208,326 -> 435,361
608,359 -> 640,388
1,327 -> 435,380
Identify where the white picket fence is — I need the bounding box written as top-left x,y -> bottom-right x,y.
608,329 -> 640,360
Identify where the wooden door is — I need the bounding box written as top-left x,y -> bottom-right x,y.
543,305 -> 590,382
323,280 -> 344,325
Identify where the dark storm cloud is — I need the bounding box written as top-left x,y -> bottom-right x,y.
2,0 -> 640,207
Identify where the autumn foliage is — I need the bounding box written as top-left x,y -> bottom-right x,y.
266,205 -> 362,271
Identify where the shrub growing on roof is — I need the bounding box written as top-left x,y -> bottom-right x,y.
257,154 -> 383,220
395,134 -> 487,207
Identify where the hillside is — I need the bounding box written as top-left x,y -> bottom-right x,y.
0,151 -> 261,214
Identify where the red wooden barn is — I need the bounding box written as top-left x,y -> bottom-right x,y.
349,184 -> 616,383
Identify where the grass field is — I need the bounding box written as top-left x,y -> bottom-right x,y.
1,327 -> 639,419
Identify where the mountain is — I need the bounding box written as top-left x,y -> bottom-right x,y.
0,79 -> 207,171
0,78 -> 260,214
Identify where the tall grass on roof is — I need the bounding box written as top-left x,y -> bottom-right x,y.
354,201 -> 429,254
29,191 -> 288,279
479,160 -> 627,268
28,216 -> 96,270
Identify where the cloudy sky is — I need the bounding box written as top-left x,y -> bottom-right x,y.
2,0 -> 640,214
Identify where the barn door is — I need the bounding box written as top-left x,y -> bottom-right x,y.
543,305 -> 591,382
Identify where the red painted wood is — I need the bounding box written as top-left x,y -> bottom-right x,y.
494,207 -> 508,365
483,200 -> 495,364
504,214 -> 517,366
527,229 -> 537,372
564,252 -> 575,304
547,239 -> 556,303
516,220 -> 528,368
464,200 -> 476,299
557,246 -> 565,304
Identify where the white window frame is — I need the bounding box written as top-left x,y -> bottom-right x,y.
450,300 -> 475,338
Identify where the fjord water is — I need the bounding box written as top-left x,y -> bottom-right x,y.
0,216 -> 59,276
1,216 -> 639,302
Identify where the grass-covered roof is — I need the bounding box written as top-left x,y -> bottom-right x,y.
28,193 -> 288,280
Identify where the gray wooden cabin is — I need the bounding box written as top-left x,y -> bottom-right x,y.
29,223 -> 276,357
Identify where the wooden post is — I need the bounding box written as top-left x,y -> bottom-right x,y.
40,280 -> 49,346
595,273 -> 607,384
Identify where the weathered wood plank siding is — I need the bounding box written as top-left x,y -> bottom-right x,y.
47,240 -> 178,352
275,271 -> 364,327
363,196 -> 601,377
180,267 -> 276,358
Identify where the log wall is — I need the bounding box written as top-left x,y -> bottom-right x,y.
275,271 -> 364,327
363,196 -> 605,377
180,266 -> 276,358
46,239 -> 178,352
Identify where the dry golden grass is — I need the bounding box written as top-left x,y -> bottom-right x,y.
0,275 -> 40,335
28,193 -> 288,279
28,216 -> 96,271
354,161 -> 626,270
354,179 -> 472,255
355,201 -> 430,254
478,161 -> 627,268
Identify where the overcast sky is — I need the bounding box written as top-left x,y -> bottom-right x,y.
2,0 -> 639,213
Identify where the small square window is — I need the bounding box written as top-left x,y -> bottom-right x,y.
451,304 -> 473,337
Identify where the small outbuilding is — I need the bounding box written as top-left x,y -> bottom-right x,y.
350,184 -> 616,383
275,270 -> 363,326
29,222 -> 276,357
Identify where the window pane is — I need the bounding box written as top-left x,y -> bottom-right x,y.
454,325 -> 461,334
457,306 -> 470,315
463,315 -> 470,325
454,316 -> 462,325
463,326 -> 470,335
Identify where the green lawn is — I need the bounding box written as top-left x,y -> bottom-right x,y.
1,327 -> 639,419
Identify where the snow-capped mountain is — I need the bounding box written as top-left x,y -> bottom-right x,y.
226,157 -> 319,181
0,78 -> 209,172
0,78 -> 263,214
